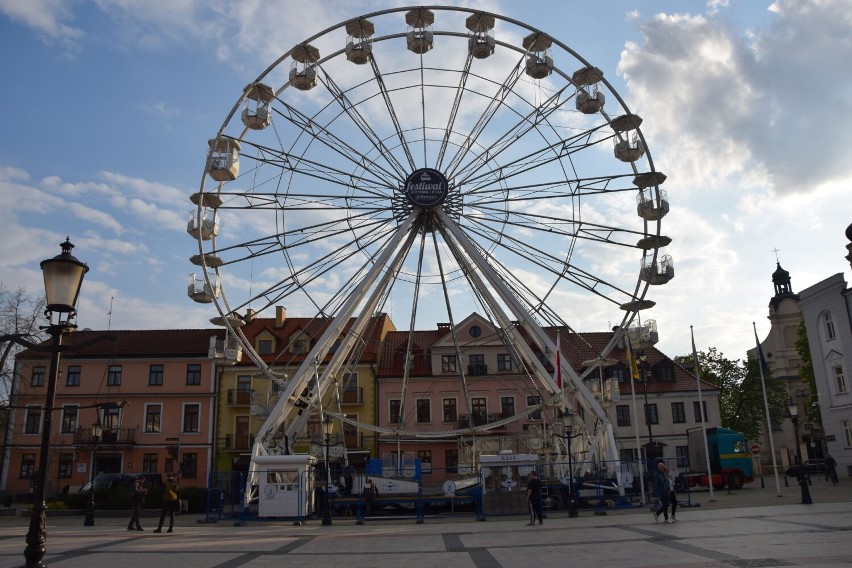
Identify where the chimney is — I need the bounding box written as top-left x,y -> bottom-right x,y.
244,308 -> 255,322
275,306 -> 287,328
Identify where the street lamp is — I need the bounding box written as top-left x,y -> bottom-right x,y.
321,412 -> 333,526
557,413 -> 582,518
788,397 -> 802,465
638,353 -> 656,469
83,418 -> 103,526
25,238 -> 88,568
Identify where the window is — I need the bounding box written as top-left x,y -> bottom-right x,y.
526,395 -> 542,420
675,446 -> 689,468
182,403 -> 200,433
145,404 -> 162,433
25,406 -> 42,434
186,364 -> 201,385
469,354 -> 485,375
693,401 -> 708,422
834,366 -> 847,394
445,449 -> 459,474
844,420 -> 852,447
59,453 -> 74,479
497,354 -> 513,371
469,325 -> 481,338
610,367 -> 625,383
441,355 -> 457,373
143,453 -> 159,474
471,397 -> 487,418
31,366 -> 45,387
825,312 -> 836,340
293,339 -> 307,354
501,396 -> 515,419
258,339 -> 273,354
671,402 -> 686,424
107,365 -> 122,386
644,403 -> 659,425
443,398 -> 457,422
102,406 -> 121,430
66,365 -> 80,386
417,450 -> 432,473
149,364 -> 164,386
616,404 -> 630,427
657,366 -> 675,382
181,452 -> 198,478
19,454 -> 35,479
416,398 -> 431,423
389,399 -> 401,424
61,406 -> 78,434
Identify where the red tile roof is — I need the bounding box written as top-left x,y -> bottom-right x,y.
17,329 -> 222,359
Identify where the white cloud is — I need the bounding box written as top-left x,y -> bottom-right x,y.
0,0 -> 83,46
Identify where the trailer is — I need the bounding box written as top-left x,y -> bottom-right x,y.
685,427 -> 754,490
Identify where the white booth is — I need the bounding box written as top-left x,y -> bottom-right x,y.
255,454 -> 317,519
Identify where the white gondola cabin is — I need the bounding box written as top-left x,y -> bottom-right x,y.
626,319 -> 659,350
573,66 -> 605,114
186,208 -> 218,241
523,33 -> 553,79
187,273 -> 221,303
466,13 -> 495,59
406,9 -> 434,54
289,44 -> 319,91
640,254 -> 675,285
241,82 -> 274,130
208,333 -> 243,366
636,188 -> 670,221
207,138 -> 240,182
345,18 -> 374,65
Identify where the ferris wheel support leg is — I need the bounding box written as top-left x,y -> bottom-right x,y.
435,209 -> 609,425
252,212 -> 418,448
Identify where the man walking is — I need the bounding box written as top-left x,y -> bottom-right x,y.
665,465 -> 678,522
526,470 -> 543,526
652,462 -> 672,524
127,475 -> 147,531
153,473 -> 180,533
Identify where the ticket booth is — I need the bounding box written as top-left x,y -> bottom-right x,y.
479,453 -> 538,515
255,454 -> 317,519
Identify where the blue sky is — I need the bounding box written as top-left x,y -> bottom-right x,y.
1,0 -> 850,364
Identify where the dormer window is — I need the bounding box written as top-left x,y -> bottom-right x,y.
258,339 -> 273,354
293,339 -> 307,354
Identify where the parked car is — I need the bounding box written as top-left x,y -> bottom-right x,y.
80,473 -> 162,494
783,459 -> 828,477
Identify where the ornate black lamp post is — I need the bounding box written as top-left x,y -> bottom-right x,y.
25,238 -> 89,567
557,414 -> 582,518
788,398 -> 802,465
83,418 -> 103,526
321,413 -> 333,526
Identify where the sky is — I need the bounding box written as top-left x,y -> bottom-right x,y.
1,0 -> 851,365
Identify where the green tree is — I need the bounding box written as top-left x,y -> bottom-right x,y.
794,320 -> 821,424
676,347 -> 788,440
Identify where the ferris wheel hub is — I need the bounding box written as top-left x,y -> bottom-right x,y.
403,168 -> 448,210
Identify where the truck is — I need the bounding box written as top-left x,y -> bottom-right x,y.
685,427 -> 754,490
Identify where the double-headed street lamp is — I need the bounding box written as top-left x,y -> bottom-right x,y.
83,418 -> 103,527
557,414 -> 582,518
26,238 -> 89,567
788,397 -> 803,465
321,413 -> 333,526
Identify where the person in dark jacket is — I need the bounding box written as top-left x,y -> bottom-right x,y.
153,473 -> 180,533
127,476 -> 147,531
526,470 -> 543,526
652,462 -> 672,523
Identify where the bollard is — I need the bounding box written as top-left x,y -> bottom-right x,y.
797,472 -> 813,504
760,476 -> 765,489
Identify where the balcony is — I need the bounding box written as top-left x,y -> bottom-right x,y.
223,433 -> 255,451
73,427 -> 136,447
341,387 -> 363,404
467,364 -> 487,376
227,389 -> 254,406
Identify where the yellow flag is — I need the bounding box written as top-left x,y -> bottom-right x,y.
626,334 -> 640,381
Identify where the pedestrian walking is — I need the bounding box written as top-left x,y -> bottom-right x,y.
652,461 -> 672,523
153,473 -> 180,533
665,465 -> 678,522
363,477 -> 377,517
826,454 -> 839,485
127,475 -> 147,531
526,470 -> 543,526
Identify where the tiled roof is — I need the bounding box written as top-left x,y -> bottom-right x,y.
17,329 -> 223,359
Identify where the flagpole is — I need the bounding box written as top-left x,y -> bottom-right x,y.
753,322 -> 782,497
690,326 -> 715,502
625,335 -> 646,505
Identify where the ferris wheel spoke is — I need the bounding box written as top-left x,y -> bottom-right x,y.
316,63 -> 411,177
448,82 -> 573,184
435,54 -> 474,171
368,57 -> 418,171
275,101 -> 403,185
443,54 -> 527,178
459,173 -> 638,206
461,125 -> 608,191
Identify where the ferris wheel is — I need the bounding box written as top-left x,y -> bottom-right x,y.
187,6 -> 672,470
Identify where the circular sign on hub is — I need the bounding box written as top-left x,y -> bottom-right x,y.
404,168 -> 448,210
